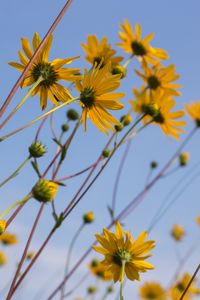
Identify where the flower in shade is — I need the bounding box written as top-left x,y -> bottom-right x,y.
170,273 -> 200,300
89,258 -> 113,281
81,35 -> 123,69
0,232 -> 18,245
93,222 -> 155,282
139,281 -> 166,300
9,32 -> 80,110
130,88 -> 186,140
76,63 -> 125,133
0,251 -> 8,266
170,224 -> 185,242
135,62 -> 181,97
185,101 -> 200,127
0,220 -> 6,235
117,20 -> 168,64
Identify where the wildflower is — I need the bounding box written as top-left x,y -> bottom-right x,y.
170,273 -> 200,300
93,222 -> 155,282
117,20 -> 168,64
89,258 -> 113,281
81,35 -> 123,68
83,211 -> 95,224
179,152 -> 190,166
171,224 -> 185,242
76,63 -> 125,133
185,101 -> 200,127
0,232 -> 18,245
29,141 -> 46,158
0,219 -> 6,235
32,179 -> 58,203
9,32 -> 80,110
195,216 -> 200,226
135,62 -> 181,97
0,251 -> 7,266
139,282 -> 166,300
130,88 -> 186,139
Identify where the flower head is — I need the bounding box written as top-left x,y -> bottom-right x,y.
170,273 -> 200,300
0,232 -> 18,245
93,222 -> 155,282
130,88 -> 186,139
135,62 -> 181,97
117,20 -> 168,64
171,224 -> 185,242
139,281 -> 166,300
82,35 -> 123,68
29,141 -> 47,158
185,101 -> 200,127
9,32 -> 80,110
179,152 -> 190,166
32,179 -> 58,203
0,220 -> 6,235
89,258 -> 113,281
0,251 -> 7,266
83,211 -> 95,224
76,63 -> 125,133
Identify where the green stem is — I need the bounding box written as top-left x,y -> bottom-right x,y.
0,193 -> 32,219
0,77 -> 43,129
123,55 -> 134,69
0,97 -> 79,142
0,157 -> 30,189
119,261 -> 126,300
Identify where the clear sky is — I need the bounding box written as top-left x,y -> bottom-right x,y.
0,1 -> 200,299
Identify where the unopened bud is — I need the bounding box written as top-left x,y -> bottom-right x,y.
83,211 -> 94,224
112,65 -> 127,79
32,179 -> 58,203
67,109 -> 79,121
179,152 -> 190,166
0,220 -> 6,235
120,115 -> 132,126
61,123 -> 69,132
102,149 -> 111,158
29,141 -> 46,158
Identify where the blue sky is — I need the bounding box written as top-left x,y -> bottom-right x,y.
0,1 -> 200,299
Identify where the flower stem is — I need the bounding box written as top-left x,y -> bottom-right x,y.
123,55 -> 134,69
0,97 -> 79,142
119,261 -> 126,300
0,157 -> 30,189
179,264 -> 200,300
0,77 -> 43,129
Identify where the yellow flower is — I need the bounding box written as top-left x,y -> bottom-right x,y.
93,222 -> 155,282
32,179 -> 58,203
139,281 -> 166,300
0,251 -> 8,266
171,224 -> 185,242
130,88 -> 186,140
195,216 -> 200,226
89,259 -> 113,281
135,62 -> 181,97
0,219 -> 6,235
179,152 -> 190,166
117,20 -> 168,64
81,35 -> 123,68
83,211 -> 95,224
170,273 -> 200,300
76,63 -> 125,133
26,251 -> 35,260
9,32 -> 80,110
185,101 -> 200,127
0,232 -> 18,245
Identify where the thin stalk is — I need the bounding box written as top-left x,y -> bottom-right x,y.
60,223 -> 85,299
0,157 -> 30,188
119,261 -> 126,300
0,77 -> 43,129
6,204 -> 44,300
179,264 -> 200,300
0,0 -> 74,117
123,55 -> 134,69
0,97 -> 79,142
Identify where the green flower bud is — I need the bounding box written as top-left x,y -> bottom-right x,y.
107,286 -> 114,293
179,152 -> 190,166
120,114 -> 132,126
29,142 -> 46,158
102,148 -> 111,158
115,123 -> 124,132
151,161 -> 158,169
87,286 -> 97,294
66,109 -> 79,121
112,65 -> 127,79
142,103 -> 159,117
32,179 -> 58,203
61,123 -> 69,132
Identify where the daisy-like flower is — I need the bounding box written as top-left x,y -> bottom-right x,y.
89,259 -> 113,281
170,224 -> 185,242
117,20 -> 168,64
9,32 -> 80,110
135,62 -> 181,97
81,35 -> 123,69
130,88 -> 186,140
93,222 -> 155,282
139,281 -> 166,300
0,232 -> 18,245
170,273 -> 200,300
185,101 -> 200,127
76,63 -> 125,133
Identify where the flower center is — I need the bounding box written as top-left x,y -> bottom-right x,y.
146,292 -> 157,299
142,103 -> 159,117
113,249 -> 132,266
196,119 -> 200,127
80,88 -> 95,108
147,76 -> 161,90
131,41 -> 147,56
153,111 -> 165,123
32,62 -> 58,87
